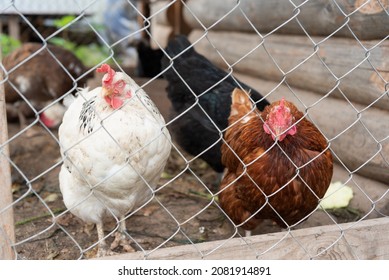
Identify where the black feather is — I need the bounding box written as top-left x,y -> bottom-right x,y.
161,35 -> 270,172
136,39 -> 164,78
79,96 -> 96,134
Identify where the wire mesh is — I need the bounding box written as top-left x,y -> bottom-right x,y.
0,0 -> 388,260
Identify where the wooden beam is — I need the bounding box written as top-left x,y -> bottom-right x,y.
183,0 -> 389,40
98,217 -> 389,260
166,0 -> 191,39
0,49 -> 16,259
8,16 -> 20,41
189,30 -> 389,111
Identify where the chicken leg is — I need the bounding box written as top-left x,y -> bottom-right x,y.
96,222 -> 111,257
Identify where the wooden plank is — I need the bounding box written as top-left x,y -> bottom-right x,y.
98,217 -> 389,260
233,73 -> 389,185
189,30 -> 389,111
183,0 -> 389,40
0,50 -> 16,260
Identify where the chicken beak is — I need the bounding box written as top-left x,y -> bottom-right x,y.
273,127 -> 284,140
102,86 -> 113,97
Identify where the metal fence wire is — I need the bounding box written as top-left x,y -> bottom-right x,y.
0,0 -> 388,260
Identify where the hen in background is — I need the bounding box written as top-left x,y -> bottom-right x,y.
135,39 -> 164,78
161,35 -> 269,177
2,42 -> 92,129
58,64 -> 171,257
219,88 -> 333,235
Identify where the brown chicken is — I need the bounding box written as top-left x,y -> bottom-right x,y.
2,43 -> 92,128
219,88 -> 333,233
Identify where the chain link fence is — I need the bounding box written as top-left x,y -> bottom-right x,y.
1,0 -> 388,260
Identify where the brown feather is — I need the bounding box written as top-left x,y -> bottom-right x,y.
219,88 -> 333,230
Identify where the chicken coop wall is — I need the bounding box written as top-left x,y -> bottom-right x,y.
0,0 -> 388,260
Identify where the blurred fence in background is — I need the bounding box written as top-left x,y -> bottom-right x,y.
0,0 -> 388,260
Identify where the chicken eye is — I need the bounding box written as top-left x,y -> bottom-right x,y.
116,80 -> 125,88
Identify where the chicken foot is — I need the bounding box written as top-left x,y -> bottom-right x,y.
95,217 -> 135,257
110,217 -> 135,253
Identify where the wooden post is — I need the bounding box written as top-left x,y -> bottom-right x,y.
173,0 -> 182,35
167,0 -> 191,39
8,16 -> 20,42
0,50 -> 15,259
138,0 -> 151,40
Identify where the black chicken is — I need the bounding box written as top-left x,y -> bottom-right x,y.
136,39 -> 164,78
161,35 -> 269,175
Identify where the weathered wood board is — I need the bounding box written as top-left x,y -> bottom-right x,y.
99,217 -> 389,260
0,52 -> 16,260
188,30 -> 389,111
183,0 -> 389,40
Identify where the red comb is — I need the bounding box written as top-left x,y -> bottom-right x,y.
97,64 -> 115,85
279,97 -> 285,107
274,97 -> 287,118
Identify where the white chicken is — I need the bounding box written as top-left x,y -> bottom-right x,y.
58,64 -> 171,257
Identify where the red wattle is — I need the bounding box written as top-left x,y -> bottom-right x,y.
105,96 -> 123,109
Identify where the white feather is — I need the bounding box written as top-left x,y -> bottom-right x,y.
58,74 -> 171,224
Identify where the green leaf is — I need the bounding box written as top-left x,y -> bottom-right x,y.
1,34 -> 21,57
48,37 -> 76,52
74,43 -> 110,67
52,15 -> 76,28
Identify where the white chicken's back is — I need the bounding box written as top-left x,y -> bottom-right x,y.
59,85 -> 171,225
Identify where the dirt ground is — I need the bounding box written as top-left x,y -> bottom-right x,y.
5,77 -> 388,260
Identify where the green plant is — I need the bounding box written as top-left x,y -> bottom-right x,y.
1,15 -> 115,67
52,15 -> 76,29
48,15 -> 114,67
0,34 -> 21,58
48,37 -> 112,67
